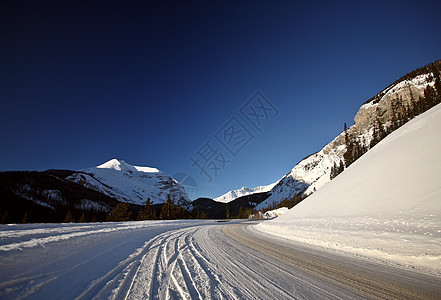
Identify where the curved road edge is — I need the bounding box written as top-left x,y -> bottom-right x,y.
223,222 -> 441,300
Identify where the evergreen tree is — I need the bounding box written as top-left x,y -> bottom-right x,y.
424,86 -> 436,109
330,162 -> 338,180
137,198 -> 154,220
21,211 -> 29,224
370,122 -> 379,149
79,212 -> 86,223
107,203 -> 131,222
160,195 -> 175,219
191,205 -> 200,219
338,160 -> 344,174
390,98 -> 399,131
377,117 -> 387,140
244,207 -> 253,219
64,211 -> 74,223
404,103 -> 411,121
343,123 -> 354,167
237,206 -> 245,219
433,68 -> 441,104
1,211 -> 11,224
175,202 -> 187,219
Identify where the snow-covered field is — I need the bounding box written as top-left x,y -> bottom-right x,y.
256,103 -> 441,275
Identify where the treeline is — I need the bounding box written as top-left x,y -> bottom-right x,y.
105,196 -> 199,222
258,193 -> 305,217
331,67 -> 441,180
365,60 -> 441,105
0,206 -> 109,224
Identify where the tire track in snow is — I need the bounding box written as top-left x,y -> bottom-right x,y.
120,227 -> 197,300
194,225 -> 297,299
185,234 -> 234,299
0,239 -> 133,299
123,225 -> 237,300
114,235 -> 168,300
76,233 -> 168,300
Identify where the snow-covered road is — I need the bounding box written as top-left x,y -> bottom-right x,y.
1,220 -> 440,299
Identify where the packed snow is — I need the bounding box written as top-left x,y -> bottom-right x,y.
67,159 -> 190,205
256,103 -> 441,274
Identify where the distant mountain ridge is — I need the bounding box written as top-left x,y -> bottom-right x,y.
214,183 -> 277,204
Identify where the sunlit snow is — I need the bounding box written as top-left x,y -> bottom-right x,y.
256,103 -> 441,274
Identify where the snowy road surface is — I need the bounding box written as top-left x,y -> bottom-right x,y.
1,220 -> 440,299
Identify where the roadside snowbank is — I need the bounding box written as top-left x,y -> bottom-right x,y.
264,207 -> 289,218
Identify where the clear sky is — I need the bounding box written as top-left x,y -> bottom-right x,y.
1,0 -> 440,200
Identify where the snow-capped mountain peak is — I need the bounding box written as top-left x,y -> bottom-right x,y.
214,182 -> 277,203
67,159 -> 189,206
97,158 -> 161,174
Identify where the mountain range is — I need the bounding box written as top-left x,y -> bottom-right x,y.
1,60 -> 440,222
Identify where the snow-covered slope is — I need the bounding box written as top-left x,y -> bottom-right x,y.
257,71 -> 438,210
256,103 -> 441,273
67,159 -> 190,206
214,182 -> 277,203
277,103 -> 441,219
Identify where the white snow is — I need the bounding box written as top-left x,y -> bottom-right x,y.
214,182 -> 277,203
256,103 -> 441,274
97,158 -> 160,173
67,159 -> 190,205
263,207 -> 289,218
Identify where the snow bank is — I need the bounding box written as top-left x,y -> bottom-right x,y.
256,103 -> 441,274
263,207 -> 289,218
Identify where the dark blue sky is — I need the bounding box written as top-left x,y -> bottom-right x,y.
1,0 -> 440,199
